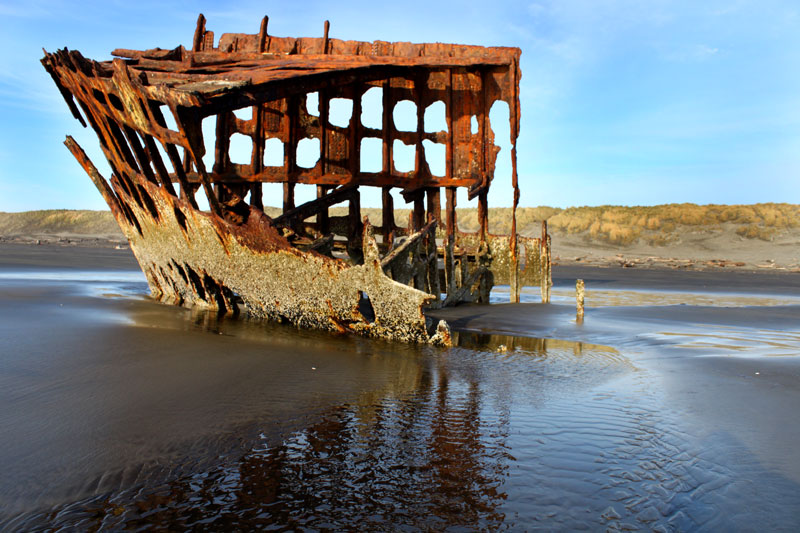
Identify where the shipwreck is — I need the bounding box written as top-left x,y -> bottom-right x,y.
41,15 -> 552,345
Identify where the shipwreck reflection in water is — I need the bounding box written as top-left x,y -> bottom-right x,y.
8,299 -> 635,530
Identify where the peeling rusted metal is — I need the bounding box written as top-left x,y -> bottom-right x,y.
42,14 -> 551,345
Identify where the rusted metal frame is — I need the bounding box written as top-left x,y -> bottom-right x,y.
407,71 -> 428,300
445,68 -> 455,235
74,69 -> 157,213
317,79 -> 331,233
323,20 -> 330,55
426,188 -> 442,226
381,219 -> 437,269
148,102 -> 199,209
121,52 -> 513,79
319,88 -> 329,175
64,136 -> 121,214
540,221 -> 551,303
192,14 -> 207,52
142,133 -> 178,196
258,16 -> 269,54
68,85 -> 125,177
250,101 -> 265,209
467,68 -> 490,201
283,95 -> 298,212
410,192 -> 427,290
97,116 -> 151,210
441,265 -> 487,308
414,71 -> 426,183
121,125 -> 159,185
41,58 -> 87,127
127,56 -> 511,81
304,233 -> 334,252
179,169 -> 477,188
349,81 -> 362,179
509,58 -> 521,303
272,184 -> 356,228
381,187 -> 395,246
115,30 -> 519,62
479,69 -> 490,241
67,89 -> 140,209
102,115 -> 141,176
347,187 -> 363,263
213,110 -> 233,202
442,68 -> 459,298
364,127 -> 444,145
444,186 -> 457,296
315,187 -> 330,235
425,188 -> 442,301
249,18 -> 268,211
173,107 -> 222,216
190,65 -> 416,120
381,78 -> 393,176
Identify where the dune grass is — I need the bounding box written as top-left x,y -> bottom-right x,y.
0,209 -> 120,236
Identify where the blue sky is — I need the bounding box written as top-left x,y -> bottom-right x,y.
1,0 -> 799,211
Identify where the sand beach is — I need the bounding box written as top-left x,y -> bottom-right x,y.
1,242 -> 798,529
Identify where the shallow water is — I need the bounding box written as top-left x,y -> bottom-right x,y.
492,284 -> 800,307
1,270 -> 800,530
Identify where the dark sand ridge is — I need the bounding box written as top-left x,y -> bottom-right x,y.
2,244 -> 800,529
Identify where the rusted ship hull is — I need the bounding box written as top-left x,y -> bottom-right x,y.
43,15 -> 551,345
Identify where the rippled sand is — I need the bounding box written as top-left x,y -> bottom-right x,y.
1,244 -> 799,530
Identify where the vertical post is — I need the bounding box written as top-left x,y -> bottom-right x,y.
250,15 -> 270,211
445,186 -> 457,236
414,73 -> 425,181
348,82 -> 362,241
347,187 -> 362,263
382,79 -> 393,176
427,188 -> 441,224
541,220 -> 551,303
258,16 -> 269,53
213,111 -> 232,203
509,58 -> 521,303
382,187 -> 394,247
317,186 -> 329,235
445,186 -> 457,295
318,87 -> 329,229
350,82 -> 362,179
478,191 -> 488,241
251,102 -> 264,209
446,69 -> 454,183
576,279 -> 585,323
284,95 -> 297,213
479,69 -> 490,243
192,14 -> 206,52
413,194 -> 425,231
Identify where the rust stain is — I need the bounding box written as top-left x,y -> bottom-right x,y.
43,14 -> 551,345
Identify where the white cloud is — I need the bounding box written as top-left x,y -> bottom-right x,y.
659,43 -> 721,62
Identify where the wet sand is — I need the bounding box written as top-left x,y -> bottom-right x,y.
1,244 -> 799,530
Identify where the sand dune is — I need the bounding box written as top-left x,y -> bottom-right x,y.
2,205 -> 798,271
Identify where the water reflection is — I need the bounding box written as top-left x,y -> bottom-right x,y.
7,296 -> 637,530
5,277 -> 800,530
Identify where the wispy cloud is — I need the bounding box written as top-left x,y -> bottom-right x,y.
659,43 -> 721,62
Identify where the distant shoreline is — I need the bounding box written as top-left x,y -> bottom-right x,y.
2,207 -> 798,273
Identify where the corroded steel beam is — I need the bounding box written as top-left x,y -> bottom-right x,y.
42,14 -> 551,344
